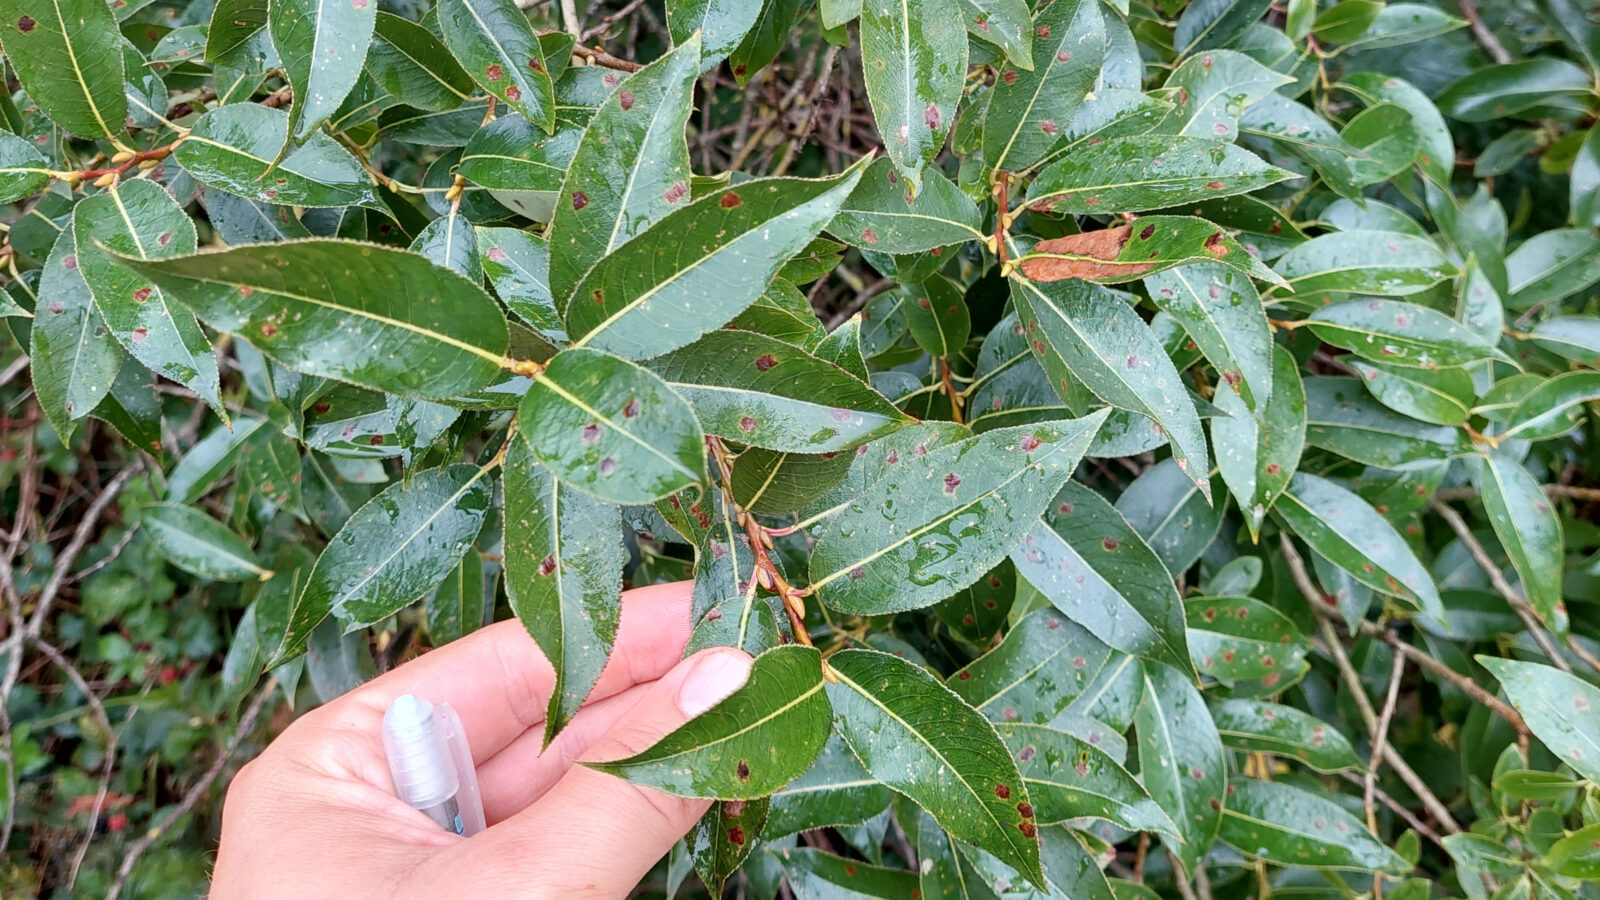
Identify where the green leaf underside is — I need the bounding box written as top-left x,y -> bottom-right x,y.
1209,699 -> 1363,773
1218,778 -> 1410,872
1480,657 -> 1600,785
143,503 -> 270,581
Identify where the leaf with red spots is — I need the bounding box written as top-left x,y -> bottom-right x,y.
1018,217 -> 1282,287
74,180 -> 226,422
1175,0 -> 1274,54
810,414 -> 1107,616
858,0 -> 966,194
503,439 -> 625,744
476,226 -> 565,342
520,348 -> 704,504
996,723 -> 1178,837
1217,778 -> 1410,873
825,648 -> 1045,887
829,156 -> 984,254
1473,454 -> 1566,630
1010,481 -> 1191,673
1184,595 -> 1309,688
1480,657 -> 1600,786
457,112 -> 586,200
437,0 -> 555,131
1208,699 -> 1362,774
664,0 -> 761,72
727,0 -> 811,87
689,796 -> 771,895
981,0 -> 1104,173
549,37 -> 699,305
1277,473 -> 1443,618
0,0 -> 126,137
1145,261 -> 1273,412
173,104 -> 382,209
931,559 -> 1016,647
586,645 -> 832,798
948,607 -> 1111,724
1212,345 -> 1304,541
902,275 -> 971,358
958,0 -> 1034,70
28,231 -> 123,443
1135,662 -> 1226,875
269,0 -> 376,140
1155,49 -> 1293,139
272,464 -> 493,664
775,848 -> 921,898
1305,297 -> 1496,367
1027,135 -> 1293,216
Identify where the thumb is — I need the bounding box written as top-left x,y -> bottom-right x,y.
425,647 -> 753,897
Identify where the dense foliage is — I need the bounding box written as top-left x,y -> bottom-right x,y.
3,0 -> 1600,896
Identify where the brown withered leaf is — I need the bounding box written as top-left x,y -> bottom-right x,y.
1019,224 -> 1230,283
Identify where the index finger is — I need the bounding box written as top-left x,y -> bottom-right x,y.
309,579 -> 696,764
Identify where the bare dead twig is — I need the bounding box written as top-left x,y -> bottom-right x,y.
1457,0 -> 1512,64
578,0 -> 649,42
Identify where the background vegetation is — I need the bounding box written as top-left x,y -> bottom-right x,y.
2,0 -> 1600,898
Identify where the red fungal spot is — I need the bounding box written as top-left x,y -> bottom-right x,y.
572,191 -> 589,210
1140,224 -> 1155,240
623,397 -> 640,418
739,416 -> 757,432
369,435 -> 384,446
1003,69 -> 1017,84
996,784 -> 1011,799
1206,181 -> 1224,190
728,826 -> 745,846
861,228 -> 878,244
1085,196 -> 1100,206
619,90 -> 635,111
1019,822 -> 1037,838
736,761 -> 750,780
957,671 -> 971,681
1057,49 -> 1071,63
487,246 -> 507,262
582,423 -> 602,444
1041,119 -> 1058,135
593,289 -> 604,305
599,457 -> 616,477
504,85 -> 522,102
17,16 -> 33,31
313,402 -> 332,415
158,232 -> 173,247
944,473 -> 961,494
1019,745 -> 1036,762
1102,538 -> 1118,550
845,865 -> 857,876
1058,502 -> 1073,515
1048,618 -> 1061,630
963,613 -> 975,625
663,181 -> 687,203
720,191 -> 742,208
1126,355 -> 1140,369
1020,435 -> 1040,451
352,0 -> 366,6
63,255 -> 77,270
1224,370 -> 1241,386
132,287 -> 152,302
538,555 -> 556,576
260,323 -> 278,337
486,64 -> 503,80
1209,798 -> 1222,810
1190,766 -> 1205,779
851,567 -> 865,580
130,327 -> 148,342
1017,802 -> 1034,818
1266,463 -> 1281,475
1036,24 -> 1051,37
923,104 -> 941,129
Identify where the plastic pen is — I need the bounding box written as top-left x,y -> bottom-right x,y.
382,694 -> 486,837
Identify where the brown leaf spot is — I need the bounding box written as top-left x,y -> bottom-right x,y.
736,761 -> 750,781
1002,69 -> 1017,84
1018,822 -> 1037,838
582,423 -> 602,444
130,327 -> 148,342
720,191 -> 742,208
861,228 -> 878,245
599,457 -> 616,477
1017,802 -> 1034,818
851,567 -> 865,580
1057,49 -> 1071,63
260,322 -> 278,337
623,397 -> 640,418
663,181 -> 687,203
1206,181 -> 1225,190
1035,24 -> 1051,38
1140,224 -> 1155,240
728,825 -> 745,846
923,103 -> 941,130
63,255 -> 77,270
1020,435 -> 1040,451
16,15 -> 33,32
995,784 -> 1011,799
571,191 -> 589,210
1204,231 -> 1229,258
1040,119 -> 1058,135
529,58 -> 544,72
944,473 -> 961,494
486,64 -> 503,81
504,85 -> 522,102
369,435 -> 384,446
538,555 -> 556,576
1102,537 -> 1118,550
739,416 -> 757,432
1266,463 -> 1281,475
132,287 -> 152,302
158,232 -> 173,247
618,89 -> 635,111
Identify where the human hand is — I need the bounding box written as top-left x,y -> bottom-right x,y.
209,581 -> 752,898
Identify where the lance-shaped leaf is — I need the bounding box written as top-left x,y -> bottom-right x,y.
564,166 -> 864,360
519,348 -> 704,504
111,239 -> 510,400
919,810 -> 1003,900
903,276 -> 971,359
427,553 -> 486,646
996,723 -> 1177,836
1209,699 -> 1362,773
858,0 -> 966,194
409,213 -> 482,282
826,648 -> 1045,886
144,503 -> 271,582
1018,219 -> 1284,288
587,644 -> 831,798
456,113 -> 582,195
949,608 -> 1112,725
1473,454 -> 1565,628
1156,49 -> 1292,139
1145,262 -> 1272,411
1304,376 -> 1471,468
960,0 -> 1032,69
1348,360 -> 1475,426
666,0 -> 759,71
1238,94 -> 1403,200
29,231 -> 122,441
774,847 -> 920,898
766,733 -> 895,838
476,226 -> 563,341
503,440 -> 624,743
1277,473 -> 1443,617
437,0 -> 554,130
270,0 -> 375,140
1185,596 -> 1308,684
981,0 -> 1105,174
275,464 -> 492,662
1011,277 -> 1210,495
1506,228 -> 1600,310
1136,662 -> 1225,876
828,157 -> 985,254
0,0 -> 126,138
1273,231 -> 1456,296
1118,460 -> 1225,576
0,133 -> 50,203
174,104 -> 382,209
691,797 -> 769,896
810,415 -> 1106,615
368,12 -> 475,112
1307,299 -> 1499,367
1500,371 -> 1600,441
647,330 -> 910,453
1530,315 -> 1600,368
1027,137 -> 1294,216
1177,0 -> 1274,52
1012,481 -> 1191,673
1218,778 -> 1410,872
1479,657 -> 1600,785
549,37 -> 698,303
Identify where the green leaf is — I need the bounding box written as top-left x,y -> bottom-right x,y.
1277,472 -> 1443,617
587,644 -> 831,798
548,37 -> 698,304
426,552 -> 486,645
276,463 -> 492,662
1012,481 -> 1191,673
112,239 -> 510,400
730,279 -> 828,349
1347,360 -> 1475,427
730,449 -> 853,516
1312,0 -> 1383,43
1157,49 -> 1293,140
1146,262 -> 1273,411
980,0 -> 1105,174
728,0 -> 810,86
1117,460 -> 1224,576
175,104 -> 382,209
1337,72 -> 1455,184
919,811 -> 1003,900
1218,778 -> 1411,872
766,733 -> 895,838
1135,661 -> 1226,875
691,797 -> 769,896
1546,823 -> 1600,878
829,156 -> 985,254
1273,232 -> 1457,296
1341,3 -> 1466,51
1473,455 -> 1565,628
1435,59 -> 1593,123
1304,376 -> 1471,467
368,12 -> 475,112
270,0 -> 376,140
0,0 -> 126,138
1306,299 -> 1498,367
1506,229 -> 1600,311
503,439 -> 624,743
647,330 -> 910,453
961,0 -> 1033,71
774,847 -> 920,898
518,347 -> 705,504
1530,315 -> 1600,368
1501,371 -> 1600,440
472,226 -> 560,342
409,213 -> 482,282
948,607 -> 1112,725
1175,0 -> 1274,53
437,0 -> 555,130
0,132 -> 50,203
1011,277 -> 1210,496
665,0 -> 761,72
1238,94 -> 1403,200
858,0 -> 967,193
1185,595 -> 1308,684
1027,137 -> 1295,216
1572,128 -> 1600,228
564,166 -> 865,360
456,113 -> 581,199
997,723 -> 1177,836
903,276 -> 971,359
1209,699 -> 1363,773
932,562 -> 1017,646
143,503 -> 271,582
826,647 -> 1045,887
810,415 -> 1107,615
28,230 -> 122,441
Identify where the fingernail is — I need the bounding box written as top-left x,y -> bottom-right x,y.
678,650 -> 753,718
